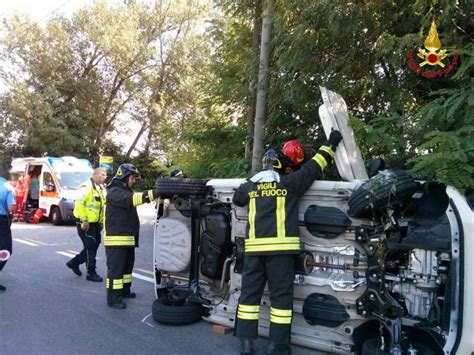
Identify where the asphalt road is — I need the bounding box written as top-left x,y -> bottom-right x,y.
0,206 -> 319,355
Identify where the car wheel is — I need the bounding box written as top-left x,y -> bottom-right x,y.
348,170 -> 418,218
155,178 -> 209,198
152,297 -> 203,325
167,288 -> 190,306
50,207 -> 63,226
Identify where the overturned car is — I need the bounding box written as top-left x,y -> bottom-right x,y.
151,89 -> 473,354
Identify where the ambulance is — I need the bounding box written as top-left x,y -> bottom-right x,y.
10,156 -> 93,225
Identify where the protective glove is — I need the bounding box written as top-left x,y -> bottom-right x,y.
328,129 -> 343,151
81,220 -> 90,232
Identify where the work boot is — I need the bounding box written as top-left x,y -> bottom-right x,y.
123,290 -> 136,299
86,273 -> 103,282
240,339 -> 254,355
266,342 -> 291,355
108,301 -> 126,309
107,292 -> 126,309
66,261 -> 82,276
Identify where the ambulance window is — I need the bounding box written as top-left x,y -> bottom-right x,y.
43,172 -> 56,191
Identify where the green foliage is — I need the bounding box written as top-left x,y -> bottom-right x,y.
1,0 -> 472,193
168,115 -> 249,178
126,154 -> 169,190
0,0 -> 211,163
210,0 -> 473,192
206,17 -> 253,110
349,115 -> 410,169
408,129 -> 474,192
406,45 -> 474,193
155,1 -> 258,178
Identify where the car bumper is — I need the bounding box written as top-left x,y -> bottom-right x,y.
59,200 -> 75,222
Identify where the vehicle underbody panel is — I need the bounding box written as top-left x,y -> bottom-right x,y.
153,177 -> 472,354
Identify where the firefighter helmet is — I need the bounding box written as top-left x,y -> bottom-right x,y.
281,139 -> 305,167
113,163 -> 140,182
262,149 -> 287,173
170,168 -> 185,178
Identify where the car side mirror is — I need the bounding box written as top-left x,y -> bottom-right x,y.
45,184 -> 56,192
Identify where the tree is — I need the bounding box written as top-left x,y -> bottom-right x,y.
0,0 -> 211,163
251,1 -> 273,173
245,0 -> 263,160
1,0 -> 471,190
246,0 -> 473,190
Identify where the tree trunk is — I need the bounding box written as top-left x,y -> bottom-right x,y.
245,0 -> 262,161
143,127 -> 153,157
251,1 -> 273,174
125,122 -> 148,158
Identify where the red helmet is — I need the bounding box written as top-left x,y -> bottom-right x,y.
281,140 -> 304,167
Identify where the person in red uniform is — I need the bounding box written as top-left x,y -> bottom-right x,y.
15,174 -> 28,221
233,130 -> 343,355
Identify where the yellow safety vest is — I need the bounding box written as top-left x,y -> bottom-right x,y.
73,179 -> 105,223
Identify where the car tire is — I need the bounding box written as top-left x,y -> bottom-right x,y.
50,207 -> 63,226
152,297 -> 203,325
155,178 -> 209,198
348,170 -> 418,218
167,288 -> 190,306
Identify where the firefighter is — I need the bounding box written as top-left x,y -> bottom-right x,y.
280,139 -> 305,174
104,163 -> 158,309
280,139 -> 320,174
169,167 -> 186,178
232,130 -> 343,355
66,168 -> 107,282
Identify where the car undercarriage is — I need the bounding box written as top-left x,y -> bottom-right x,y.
151,89 -> 473,354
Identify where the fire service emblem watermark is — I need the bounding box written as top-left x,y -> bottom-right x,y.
406,21 -> 459,78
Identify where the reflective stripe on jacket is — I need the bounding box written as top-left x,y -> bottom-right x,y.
104,180 -> 155,247
73,179 -> 105,223
233,145 -> 334,255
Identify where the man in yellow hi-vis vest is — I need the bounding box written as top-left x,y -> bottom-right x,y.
232,130 -> 343,355
104,164 -> 158,309
66,168 -> 107,282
